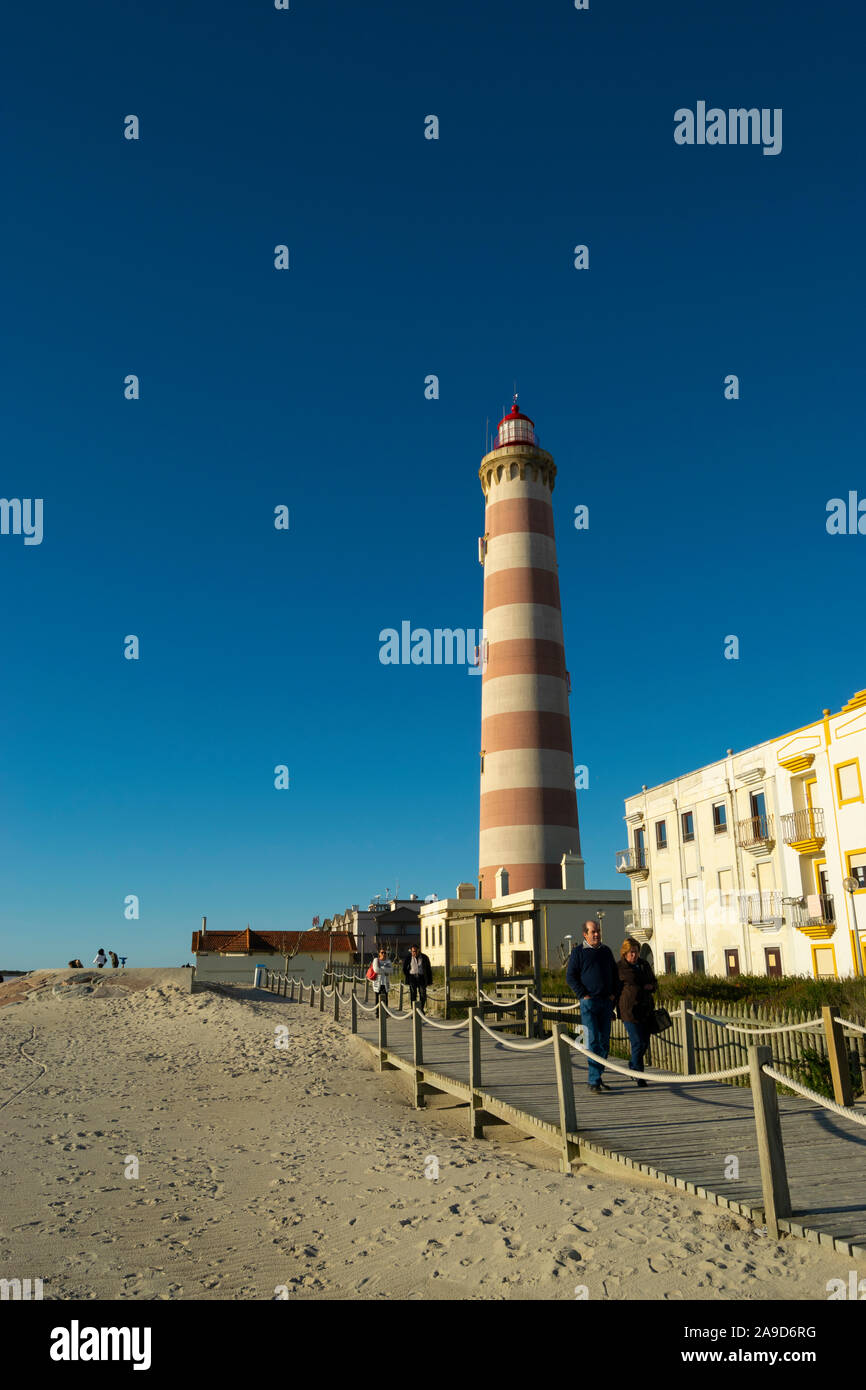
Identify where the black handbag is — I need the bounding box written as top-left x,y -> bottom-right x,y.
648,1006 -> 673,1035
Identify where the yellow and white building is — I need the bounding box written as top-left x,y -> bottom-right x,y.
419,863 -> 631,975
618,689 -> 866,979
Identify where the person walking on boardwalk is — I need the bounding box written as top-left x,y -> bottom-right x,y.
92,949 -> 107,969
617,937 -> 657,1087
370,948 -> 393,1005
566,920 -> 619,1092
402,943 -> 432,1012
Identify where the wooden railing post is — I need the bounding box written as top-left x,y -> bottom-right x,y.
412,1002 -> 425,1108
552,1023 -> 579,1174
350,990 -> 358,1035
309,981 -> 315,1008
523,987 -> 531,1039
444,977 -> 451,1021
748,1044 -> 792,1238
364,978 -> 370,1005
319,980 -> 326,1012
290,978 -> 295,1002
822,1006 -> 853,1107
333,986 -> 340,1022
377,996 -> 388,1070
468,1007 -> 485,1138
682,998 -> 695,1074
398,982 -> 404,1012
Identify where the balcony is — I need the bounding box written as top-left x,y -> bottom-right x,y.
737,813 -> 775,854
792,894 -> 836,941
739,891 -> 783,928
615,848 -> 649,880
624,907 -> 654,941
780,807 -> 825,855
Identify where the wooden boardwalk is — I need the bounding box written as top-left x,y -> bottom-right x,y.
347,1006 -> 866,1258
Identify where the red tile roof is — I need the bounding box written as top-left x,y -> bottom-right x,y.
192,929 -> 356,955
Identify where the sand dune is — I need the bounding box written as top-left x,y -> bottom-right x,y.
0,979 -> 861,1300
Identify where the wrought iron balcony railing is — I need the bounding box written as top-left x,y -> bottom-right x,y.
739,891 -> 783,924
615,848 -> 648,875
625,907 -> 654,932
737,813 -> 775,849
780,807 -> 825,846
792,894 -> 835,928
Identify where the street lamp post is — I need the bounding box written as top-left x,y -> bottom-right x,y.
843,877 -> 865,978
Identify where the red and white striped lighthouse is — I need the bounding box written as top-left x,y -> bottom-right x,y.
478,397 -> 580,897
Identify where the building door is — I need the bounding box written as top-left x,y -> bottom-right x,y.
637,883 -> 649,928
816,862 -> 834,921
750,791 -> 767,837
805,777 -> 818,838
725,948 -> 740,977
634,826 -> 646,868
764,947 -> 782,977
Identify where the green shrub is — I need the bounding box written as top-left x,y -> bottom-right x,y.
654,971 -> 866,1017
791,1043 -> 863,1100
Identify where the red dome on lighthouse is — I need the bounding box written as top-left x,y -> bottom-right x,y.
496,394 -> 537,448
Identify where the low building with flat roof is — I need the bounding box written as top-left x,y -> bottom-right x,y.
192,922 -> 356,984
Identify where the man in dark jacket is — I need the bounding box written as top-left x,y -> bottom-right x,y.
565,920 -> 619,1092
403,943 -> 433,1011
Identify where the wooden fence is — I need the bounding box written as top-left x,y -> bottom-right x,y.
313,972 -> 866,1097
516,993 -> 866,1096
259,969 -> 866,1247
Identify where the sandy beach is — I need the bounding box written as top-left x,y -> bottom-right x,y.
0,974 -> 862,1301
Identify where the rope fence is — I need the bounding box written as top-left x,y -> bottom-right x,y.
562,1033 -> 750,1085
761,1065 -> 866,1126
257,966 -> 866,1247
685,1008 -> 823,1037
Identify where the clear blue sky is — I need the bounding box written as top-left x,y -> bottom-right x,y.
2,0 -> 864,969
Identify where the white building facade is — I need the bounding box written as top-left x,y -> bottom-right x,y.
618,689 -> 866,979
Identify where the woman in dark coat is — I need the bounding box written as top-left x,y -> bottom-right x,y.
617,937 -> 657,1086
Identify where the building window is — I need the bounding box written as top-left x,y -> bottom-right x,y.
712,802 -> 727,833
424,927 -> 428,948
725,948 -> 740,977
663,952 -> 676,973
681,811 -> 695,842
508,923 -> 514,943
656,820 -> 667,850
691,951 -> 705,974
659,881 -> 673,916
685,876 -> 701,922
438,924 -> 443,946
836,760 -> 863,806
845,849 -> 866,891
765,947 -> 782,978
518,921 -> 525,943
